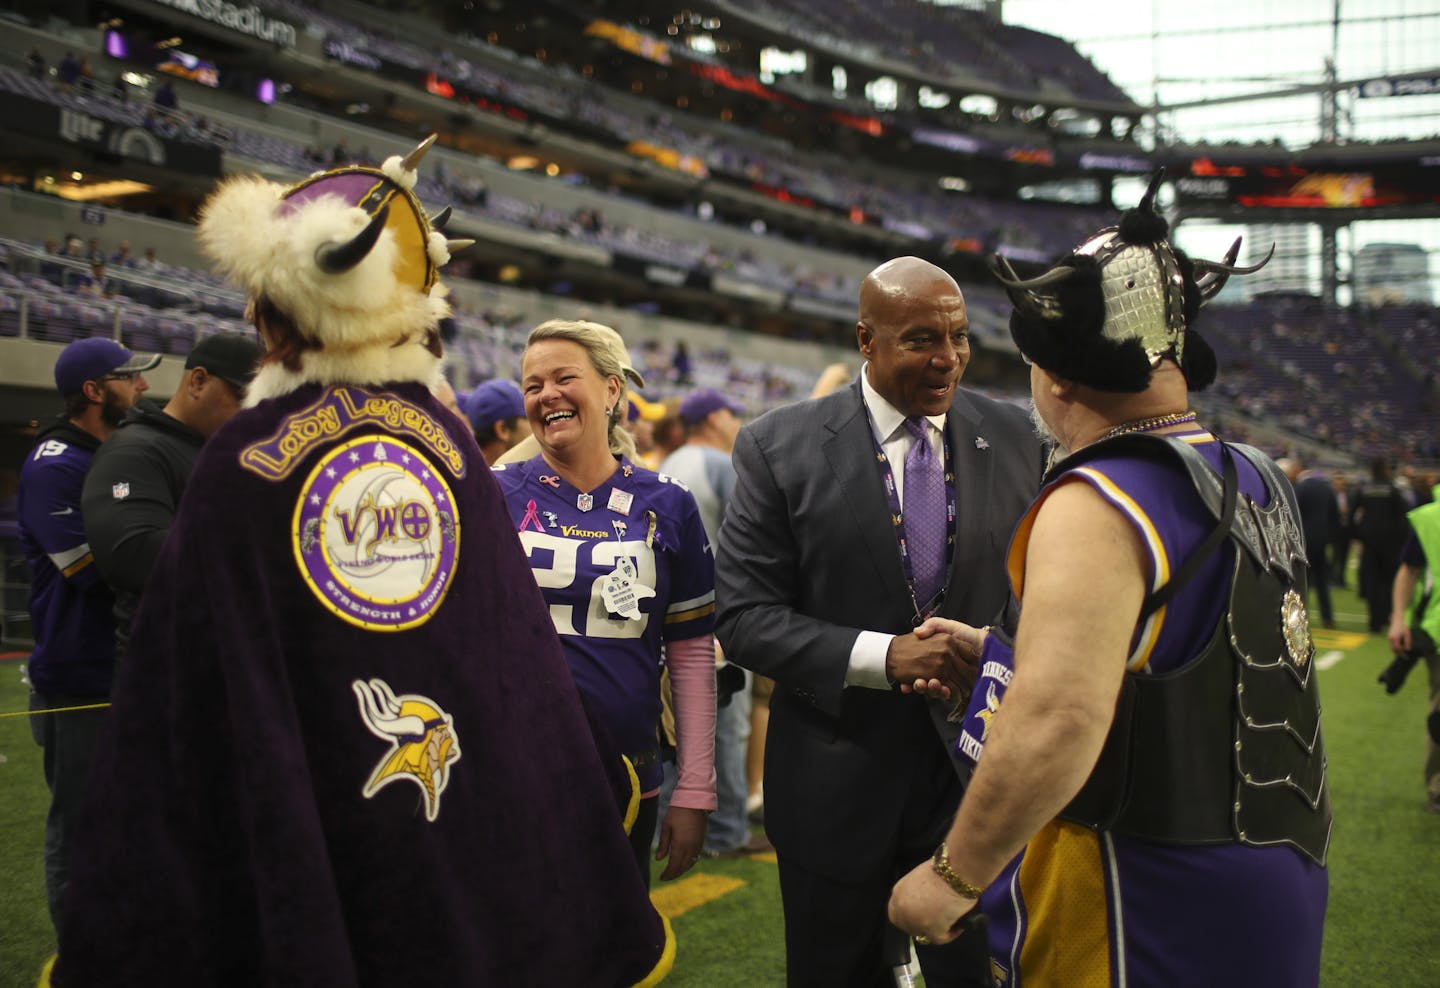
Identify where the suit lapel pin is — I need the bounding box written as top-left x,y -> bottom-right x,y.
975,436 -> 990,450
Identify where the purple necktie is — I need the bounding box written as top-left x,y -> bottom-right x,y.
903,417 -> 946,608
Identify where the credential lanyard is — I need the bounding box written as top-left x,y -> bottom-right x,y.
865,408 -> 957,623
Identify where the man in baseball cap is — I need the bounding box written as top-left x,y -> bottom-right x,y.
17,335 -> 160,944
182,332 -> 263,393
52,337 -> 162,431
461,378 -> 532,465
83,331 -> 265,660
678,388 -> 745,434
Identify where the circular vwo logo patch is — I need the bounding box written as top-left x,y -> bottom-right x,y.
293,435 -> 459,631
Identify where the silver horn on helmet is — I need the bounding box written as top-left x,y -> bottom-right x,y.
989,253 -> 1076,321
1193,240 -> 1275,303
400,133 -> 437,173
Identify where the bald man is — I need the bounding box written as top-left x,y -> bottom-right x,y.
716,256 -> 1043,986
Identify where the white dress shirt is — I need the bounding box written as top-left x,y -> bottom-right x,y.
846,365 -> 947,688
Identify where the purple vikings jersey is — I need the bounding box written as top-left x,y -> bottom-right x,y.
17,420 -> 115,696
495,454 -> 715,791
954,425 -> 1327,988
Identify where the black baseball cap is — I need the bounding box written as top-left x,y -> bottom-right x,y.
185,333 -> 264,388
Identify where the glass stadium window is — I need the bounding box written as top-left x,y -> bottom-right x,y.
918,87 -> 951,110
1049,109 -> 1102,137
958,93 -> 998,117
864,76 -> 899,112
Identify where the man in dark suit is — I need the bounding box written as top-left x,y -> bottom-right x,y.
1283,458 -> 1342,628
716,256 -> 1042,986
1351,457 -> 1410,632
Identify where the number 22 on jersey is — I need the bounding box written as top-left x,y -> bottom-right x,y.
519,532 -> 658,639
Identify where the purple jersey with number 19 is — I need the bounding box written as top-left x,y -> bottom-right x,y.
494,454 -> 715,791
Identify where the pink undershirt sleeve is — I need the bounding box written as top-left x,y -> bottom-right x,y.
663,634 -> 719,810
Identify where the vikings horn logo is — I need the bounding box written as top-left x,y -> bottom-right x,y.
353,678 -> 461,822
976,682 -> 1002,741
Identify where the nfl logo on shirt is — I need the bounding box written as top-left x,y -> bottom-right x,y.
112,482 -> 130,500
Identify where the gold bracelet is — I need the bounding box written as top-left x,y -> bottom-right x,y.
931,841 -> 984,900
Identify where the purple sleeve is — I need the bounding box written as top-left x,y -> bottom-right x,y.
662,483 -> 716,642
21,451 -> 104,589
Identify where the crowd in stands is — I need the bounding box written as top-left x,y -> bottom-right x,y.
5,7 -> 1436,469
5,3 -> 1124,295
0,234 -> 822,415
18,50 -> 1116,304
6,228 -> 1439,465
17,4 -> 1125,237
729,0 -> 1129,102
1197,297 -> 1440,463
1,237 -> 247,358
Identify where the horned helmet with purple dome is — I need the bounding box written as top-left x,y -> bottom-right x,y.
990,170 -> 1271,393
197,134 -> 471,396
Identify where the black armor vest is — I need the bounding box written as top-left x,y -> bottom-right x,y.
1053,434 -> 1332,867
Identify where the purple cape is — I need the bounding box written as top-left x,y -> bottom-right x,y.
54,382 -> 672,986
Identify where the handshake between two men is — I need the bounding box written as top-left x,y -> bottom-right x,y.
886,618 -> 989,702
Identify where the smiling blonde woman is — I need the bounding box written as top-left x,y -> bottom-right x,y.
495,319 -> 719,887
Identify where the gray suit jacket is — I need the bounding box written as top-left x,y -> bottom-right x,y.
715,378 -> 1042,881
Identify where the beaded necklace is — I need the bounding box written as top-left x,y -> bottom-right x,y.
1101,410 -> 1198,441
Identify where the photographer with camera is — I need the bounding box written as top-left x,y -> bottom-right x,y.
1384,477 -> 1440,815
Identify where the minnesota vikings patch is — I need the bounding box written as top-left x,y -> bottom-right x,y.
954,653 -> 1014,764
353,678 -> 460,822
293,435 -> 459,631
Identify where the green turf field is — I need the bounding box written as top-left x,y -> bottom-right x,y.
2,583 -> 1437,986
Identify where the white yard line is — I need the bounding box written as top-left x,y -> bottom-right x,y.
1316,650 -> 1345,670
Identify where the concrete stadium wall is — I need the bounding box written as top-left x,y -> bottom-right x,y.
0,188 -> 209,271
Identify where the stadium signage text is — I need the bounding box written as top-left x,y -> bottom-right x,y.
644,265 -> 688,287
325,39 -> 383,71
149,0 -> 298,48
1358,75 -> 1440,98
5,93 -> 221,174
1078,152 -> 1151,173
1176,177 -> 1230,199
911,127 -> 985,154
56,108 -> 165,165
59,109 -> 104,144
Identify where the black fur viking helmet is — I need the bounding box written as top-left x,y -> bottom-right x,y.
990,170 -> 1272,393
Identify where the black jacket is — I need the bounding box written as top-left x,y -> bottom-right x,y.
81,400 -> 204,657
1294,473 -> 1341,558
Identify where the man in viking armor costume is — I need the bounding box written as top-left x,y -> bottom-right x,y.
47,137 -> 674,987
888,172 -> 1330,987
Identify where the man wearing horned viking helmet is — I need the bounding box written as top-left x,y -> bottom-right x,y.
889,173 -> 1329,986
47,137 -> 675,987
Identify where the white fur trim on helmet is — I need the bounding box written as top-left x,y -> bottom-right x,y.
428,229 -> 452,268
381,154 -> 419,191
200,179 -> 436,351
